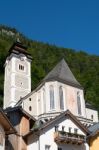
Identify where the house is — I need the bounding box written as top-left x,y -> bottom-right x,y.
0,108 -> 16,150
88,123 -> 99,150
4,106 -> 36,150
2,42 -> 99,149
23,110 -> 89,150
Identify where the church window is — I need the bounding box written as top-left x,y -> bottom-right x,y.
49,85 -> 55,110
29,98 -> 31,101
43,89 -> 46,112
77,92 -> 82,115
59,86 -> 64,110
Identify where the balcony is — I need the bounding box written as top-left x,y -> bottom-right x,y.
54,131 -> 85,145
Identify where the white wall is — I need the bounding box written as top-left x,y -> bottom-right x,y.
23,80 -> 86,120
86,108 -> 98,122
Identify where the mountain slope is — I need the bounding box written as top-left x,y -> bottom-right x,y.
0,25 -> 99,111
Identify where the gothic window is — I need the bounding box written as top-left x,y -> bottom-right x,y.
77,92 -> 82,115
43,88 -> 46,112
59,86 -> 64,110
49,85 -> 55,110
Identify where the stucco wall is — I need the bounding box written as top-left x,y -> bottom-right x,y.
86,108 -> 98,123
23,80 -> 86,119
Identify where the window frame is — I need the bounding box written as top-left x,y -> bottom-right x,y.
49,85 -> 55,110
77,91 -> 82,115
59,86 -> 64,110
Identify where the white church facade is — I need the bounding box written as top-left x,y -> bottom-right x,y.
2,42 -> 99,150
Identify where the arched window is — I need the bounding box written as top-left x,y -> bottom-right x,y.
43,88 -> 46,112
77,92 -> 82,115
59,86 -> 64,110
50,85 -> 55,110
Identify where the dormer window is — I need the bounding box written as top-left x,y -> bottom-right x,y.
59,86 -> 64,110
77,91 -> 82,115
49,85 -> 55,110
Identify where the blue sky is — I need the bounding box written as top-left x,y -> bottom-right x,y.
0,0 -> 99,55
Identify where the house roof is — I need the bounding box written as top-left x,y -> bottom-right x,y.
43,59 -> 83,89
88,123 -> 99,137
23,110 -> 89,139
0,108 -> 16,135
4,106 -> 36,122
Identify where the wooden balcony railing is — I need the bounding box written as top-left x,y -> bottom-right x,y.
54,131 -> 85,145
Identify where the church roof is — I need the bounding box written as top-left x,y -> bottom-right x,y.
43,59 -> 83,89
8,42 -> 32,60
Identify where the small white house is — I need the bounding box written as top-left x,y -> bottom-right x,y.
23,110 -> 89,150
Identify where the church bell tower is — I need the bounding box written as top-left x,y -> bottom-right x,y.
4,42 -> 32,108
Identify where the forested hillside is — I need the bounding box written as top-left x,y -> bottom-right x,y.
0,25 -> 99,111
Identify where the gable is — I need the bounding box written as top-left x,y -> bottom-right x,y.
42,115 -> 86,136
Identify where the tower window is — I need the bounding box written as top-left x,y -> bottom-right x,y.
77,91 -> 82,115
19,64 -> 24,71
59,86 -> 64,110
49,85 -> 55,110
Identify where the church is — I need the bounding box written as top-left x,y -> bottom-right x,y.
0,42 -> 98,150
